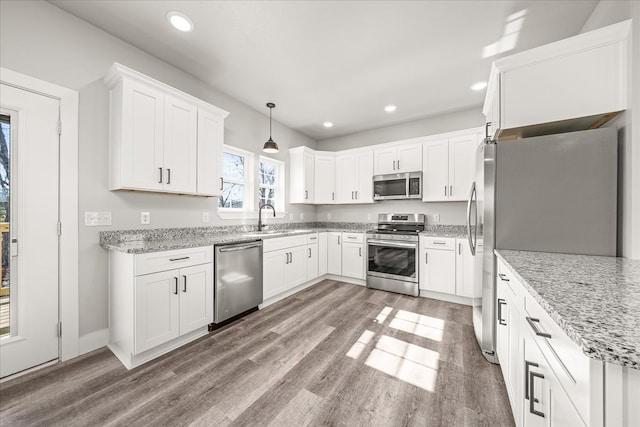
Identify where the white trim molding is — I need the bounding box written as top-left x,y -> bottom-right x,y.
0,67 -> 79,362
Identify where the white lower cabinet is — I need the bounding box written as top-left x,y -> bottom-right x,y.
327,232 -> 342,275
318,232 -> 328,276
496,257 -> 604,427
263,235 -> 310,300
109,246 -> 214,369
341,233 -> 365,280
307,243 -> 319,280
419,237 -> 456,294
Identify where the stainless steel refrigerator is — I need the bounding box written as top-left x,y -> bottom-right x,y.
466,127 -> 617,363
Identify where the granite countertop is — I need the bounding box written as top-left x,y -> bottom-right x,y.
100,222 -> 375,254
420,225 -> 473,239
495,249 -> 640,370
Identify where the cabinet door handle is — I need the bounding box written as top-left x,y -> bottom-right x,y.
167,168 -> 171,184
450,185 -> 453,196
392,160 -> 395,171
524,360 -> 539,400
338,236 -> 340,245
305,190 -> 308,200
289,252 -> 293,263
529,370 -> 545,418
182,275 -> 187,292
359,247 -> 362,257
444,186 -> 447,197
332,192 -> 334,200
220,177 -> 224,190
425,253 -> 428,264
498,273 -> 510,282
308,248 -> 311,258
397,160 -> 400,170
458,243 -> 461,255
159,167 -> 163,184
485,122 -> 491,139
173,277 -> 178,295
355,191 -> 358,200
497,298 -> 507,326
526,317 -> 552,339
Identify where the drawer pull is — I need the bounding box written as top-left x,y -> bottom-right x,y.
524,360 -> 539,400
347,236 -> 357,240
498,273 -> 510,282
433,241 -> 446,245
526,317 -> 552,339
497,298 -> 507,326
167,168 -> 171,185
308,248 -> 311,258
173,277 -> 178,295
529,370 -> 545,418
182,275 -> 187,292
169,256 -> 190,262
425,253 -> 428,264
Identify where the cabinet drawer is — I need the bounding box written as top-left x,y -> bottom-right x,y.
496,258 -> 524,310
307,232 -> 319,244
342,232 -> 364,244
422,236 -> 454,250
263,235 -> 307,253
135,246 -> 213,276
523,284 -> 603,426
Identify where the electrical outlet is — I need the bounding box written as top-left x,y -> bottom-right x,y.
433,214 -> 440,222
84,211 -> 112,226
202,211 -> 210,223
327,213 -> 332,220
140,212 -> 151,225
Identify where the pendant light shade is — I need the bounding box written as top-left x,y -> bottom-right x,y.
263,102 -> 279,153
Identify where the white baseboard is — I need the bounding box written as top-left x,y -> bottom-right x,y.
78,328 -> 109,355
419,289 -> 474,306
325,274 -> 365,286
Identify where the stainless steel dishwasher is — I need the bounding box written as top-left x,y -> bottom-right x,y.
214,240 -> 263,323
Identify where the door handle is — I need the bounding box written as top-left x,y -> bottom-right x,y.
466,181 -> 477,255
425,253 -> 428,264
397,160 -> 400,170
497,298 -> 507,325
338,236 -> 340,245
526,317 -> 552,339
529,370 -> 545,418
173,277 -> 178,295
524,360 -> 539,400
308,248 -> 311,258
182,275 -> 187,292
220,177 -> 223,190
167,168 -> 171,184
355,191 -> 358,199
305,190 -> 308,200
444,186 -> 447,197
359,247 -> 362,257
449,185 -> 453,196
159,167 -> 163,184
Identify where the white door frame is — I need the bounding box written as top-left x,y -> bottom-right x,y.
0,67 -> 79,361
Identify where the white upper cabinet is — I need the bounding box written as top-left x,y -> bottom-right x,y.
335,150 -> 374,204
374,142 -> 422,175
289,146 -> 316,203
423,129 -> 481,202
314,153 -> 336,204
105,63 -> 229,196
484,20 -> 630,140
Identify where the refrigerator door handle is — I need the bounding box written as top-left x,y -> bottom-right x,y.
466,181 -> 477,255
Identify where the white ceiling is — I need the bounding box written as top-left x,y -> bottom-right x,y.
49,0 -> 598,141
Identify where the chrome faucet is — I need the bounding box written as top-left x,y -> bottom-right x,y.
258,202 -> 276,231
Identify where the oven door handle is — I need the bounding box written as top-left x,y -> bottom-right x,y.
367,240 -> 417,249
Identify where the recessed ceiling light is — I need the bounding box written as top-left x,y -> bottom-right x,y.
470,81 -> 488,91
167,11 -> 194,32
384,105 -> 397,113
323,122 -> 334,128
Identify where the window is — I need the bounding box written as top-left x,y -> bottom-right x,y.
258,156 -> 284,211
218,145 -> 253,210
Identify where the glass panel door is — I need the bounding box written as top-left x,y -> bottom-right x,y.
0,114 -> 11,338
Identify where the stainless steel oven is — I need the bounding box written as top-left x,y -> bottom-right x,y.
366,214 -> 425,297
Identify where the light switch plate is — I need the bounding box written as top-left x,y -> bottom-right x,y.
140,212 -> 151,225
327,213 -> 332,220
202,211 -> 210,223
84,211 -> 112,226
433,214 -> 440,222
300,213 -> 304,220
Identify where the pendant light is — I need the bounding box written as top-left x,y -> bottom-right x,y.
263,102 -> 279,153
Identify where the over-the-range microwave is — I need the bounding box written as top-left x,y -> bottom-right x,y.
373,172 -> 422,201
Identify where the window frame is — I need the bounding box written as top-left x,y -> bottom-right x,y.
218,144 -> 254,212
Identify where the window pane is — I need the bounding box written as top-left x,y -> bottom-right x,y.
259,162 -> 276,185
223,152 -> 245,181
219,182 -> 245,208
259,188 -> 276,207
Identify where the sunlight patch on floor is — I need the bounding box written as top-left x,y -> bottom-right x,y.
374,306 -> 393,324
389,309 -> 444,342
346,329 -> 376,360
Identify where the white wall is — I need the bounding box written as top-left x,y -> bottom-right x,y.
0,1 -> 318,338
581,0 -> 640,259
316,107 -> 484,224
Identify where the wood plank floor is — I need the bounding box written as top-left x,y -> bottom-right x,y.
0,280 -> 514,427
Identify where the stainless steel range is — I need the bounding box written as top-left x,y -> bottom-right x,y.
366,213 -> 425,297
